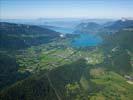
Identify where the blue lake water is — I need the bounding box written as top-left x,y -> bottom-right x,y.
71,34 -> 102,47
49,27 -> 102,47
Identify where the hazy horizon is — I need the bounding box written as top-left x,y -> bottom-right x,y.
1,0 -> 133,19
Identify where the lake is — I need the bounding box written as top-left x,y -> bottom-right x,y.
71,34 -> 102,47
49,27 -> 102,47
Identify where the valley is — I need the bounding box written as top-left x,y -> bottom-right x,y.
0,19 -> 133,100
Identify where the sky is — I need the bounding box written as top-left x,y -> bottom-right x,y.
0,0 -> 133,19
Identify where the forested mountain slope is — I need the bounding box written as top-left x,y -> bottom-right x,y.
0,22 -> 60,49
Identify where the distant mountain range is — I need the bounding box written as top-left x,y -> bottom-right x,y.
75,19 -> 133,34
0,18 -> 114,29
104,19 -> 133,30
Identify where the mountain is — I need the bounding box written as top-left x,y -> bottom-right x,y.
0,18 -> 83,28
101,29 -> 133,74
102,29 -> 133,51
75,19 -> 133,34
104,19 -> 133,31
0,22 -> 60,49
74,22 -> 101,34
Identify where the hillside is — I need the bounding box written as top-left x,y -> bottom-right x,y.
75,19 -> 133,34
74,22 -> 101,34
101,29 -> 133,75
1,59 -> 133,100
104,19 -> 133,31
0,22 -> 60,90
0,22 -> 60,49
